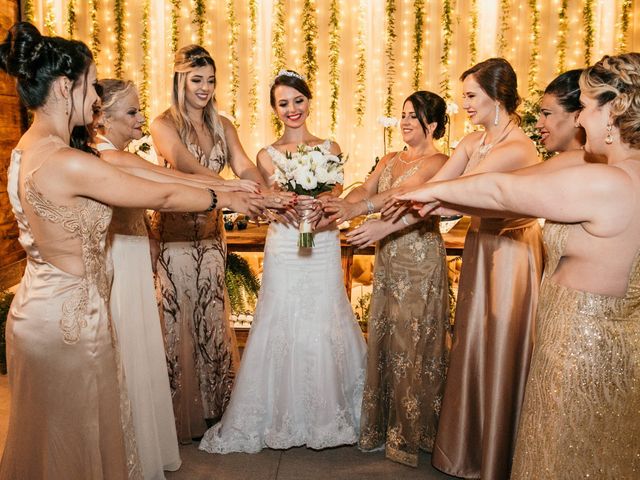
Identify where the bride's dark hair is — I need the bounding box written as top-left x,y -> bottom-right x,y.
269,70 -> 312,108
0,22 -> 93,110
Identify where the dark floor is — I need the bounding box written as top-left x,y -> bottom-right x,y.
166,442 -> 454,480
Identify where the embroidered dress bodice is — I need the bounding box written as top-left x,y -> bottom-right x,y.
96,137 -> 148,237
8,138 -> 113,344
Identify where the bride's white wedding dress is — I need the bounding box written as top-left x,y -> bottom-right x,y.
199,145 -> 366,454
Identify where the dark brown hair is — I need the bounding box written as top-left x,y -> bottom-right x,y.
269,70 -> 312,108
461,58 -> 521,117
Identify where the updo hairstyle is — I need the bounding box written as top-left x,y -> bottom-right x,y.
461,57 -> 521,121
404,91 -> 449,139
0,22 -> 93,110
97,78 -> 136,119
580,53 -> 640,148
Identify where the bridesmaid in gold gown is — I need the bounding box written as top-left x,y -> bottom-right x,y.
393,53 -> 640,479
0,23 -> 261,479
324,91 -> 450,467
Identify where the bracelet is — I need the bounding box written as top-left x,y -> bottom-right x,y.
364,198 -> 375,215
401,214 -> 410,226
205,188 -> 218,212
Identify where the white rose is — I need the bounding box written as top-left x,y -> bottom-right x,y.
315,167 -> 330,184
296,168 -> 318,190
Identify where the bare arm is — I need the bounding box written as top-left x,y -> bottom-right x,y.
396,164 -> 632,237
221,116 -> 266,186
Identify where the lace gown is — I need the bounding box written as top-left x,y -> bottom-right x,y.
432,144 -> 544,480
97,141 -> 181,479
358,153 -> 450,467
152,137 -> 239,443
511,222 -> 640,479
0,139 -> 142,479
199,142 -> 366,454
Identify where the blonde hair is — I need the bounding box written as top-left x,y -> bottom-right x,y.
97,78 -> 136,119
580,53 -> 640,148
164,44 -> 226,158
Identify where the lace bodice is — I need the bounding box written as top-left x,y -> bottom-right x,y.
7,146 -> 113,343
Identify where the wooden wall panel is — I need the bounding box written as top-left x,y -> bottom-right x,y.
0,0 -> 25,290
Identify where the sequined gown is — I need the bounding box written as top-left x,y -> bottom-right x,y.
96,140 -> 182,479
511,222 -> 640,479
152,137 -> 239,443
0,139 -> 142,479
358,153 -> 450,467
432,147 -> 544,480
199,141 -> 366,453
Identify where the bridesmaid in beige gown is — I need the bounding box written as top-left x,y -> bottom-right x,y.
394,53 -> 640,479
324,91 -> 450,467
422,58 -> 543,480
0,23 -> 261,479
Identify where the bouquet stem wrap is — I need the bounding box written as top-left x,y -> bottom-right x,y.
299,209 -> 314,248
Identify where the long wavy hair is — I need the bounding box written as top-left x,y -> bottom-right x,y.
164,44 -> 226,156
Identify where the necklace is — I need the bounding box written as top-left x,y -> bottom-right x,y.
477,120 -> 513,158
397,151 -> 431,165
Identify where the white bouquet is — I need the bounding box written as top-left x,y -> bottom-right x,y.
126,134 -> 159,164
270,143 -> 346,247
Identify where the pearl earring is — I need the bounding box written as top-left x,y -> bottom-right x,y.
494,103 -> 500,126
605,123 -> 613,144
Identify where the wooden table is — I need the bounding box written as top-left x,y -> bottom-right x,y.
226,217 -> 469,299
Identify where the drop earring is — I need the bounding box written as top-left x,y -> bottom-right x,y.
494,103 -> 500,126
605,123 -> 613,144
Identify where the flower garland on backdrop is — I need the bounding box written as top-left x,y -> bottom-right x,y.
497,0 -> 510,57
354,0 -> 367,126
412,0 -> 424,91
384,0 -> 396,145
114,0 -> 126,79
556,0 -> 569,74
44,2 -> 56,35
618,0 -> 632,53
301,0 -> 318,89
139,0 -> 151,122
24,0 -> 34,23
66,0 -> 76,38
170,0 -> 180,55
440,0 -> 453,101
193,0 -> 206,46
583,0 -> 595,65
89,0 -> 100,63
328,0 -> 341,134
527,0 -> 540,92
226,0 -> 240,127
469,0 -> 478,66
248,0 -> 259,129
271,0 -> 287,136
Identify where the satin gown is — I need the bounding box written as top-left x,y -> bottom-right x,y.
97,141 -> 182,479
152,134 -> 239,443
432,216 -> 544,479
511,222 -> 640,479
358,153 -> 450,467
199,142 -> 366,454
0,139 -> 142,479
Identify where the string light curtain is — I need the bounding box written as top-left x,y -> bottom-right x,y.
22,0 -> 639,184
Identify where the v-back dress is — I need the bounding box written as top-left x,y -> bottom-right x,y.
358,152 -> 450,467
431,139 -> 544,480
511,222 -> 640,479
0,138 -> 142,479
152,136 -> 239,443
198,140 -> 366,453
97,139 -> 181,479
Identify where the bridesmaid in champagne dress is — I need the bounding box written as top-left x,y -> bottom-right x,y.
150,45 -> 271,443
394,53 -> 640,479
0,23 -> 240,479
425,59 -> 543,480
325,91 -> 450,467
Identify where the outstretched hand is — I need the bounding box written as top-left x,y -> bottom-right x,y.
322,197 -> 362,224
223,178 -> 261,193
345,219 -> 391,248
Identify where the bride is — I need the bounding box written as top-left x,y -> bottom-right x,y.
199,70 -> 366,453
